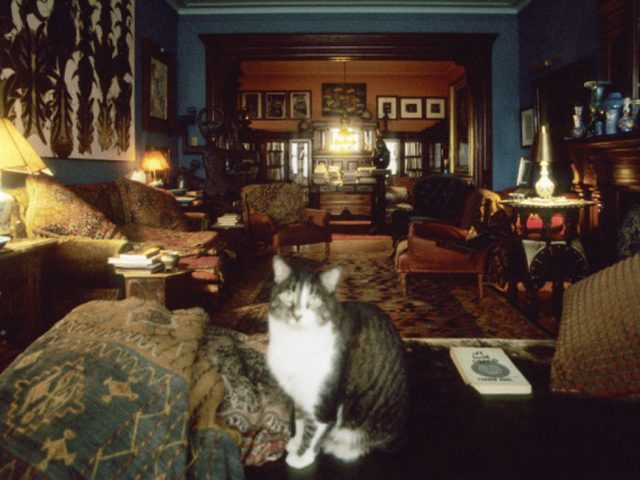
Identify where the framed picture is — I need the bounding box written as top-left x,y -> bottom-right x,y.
425,97 -> 446,119
377,96 -> 397,119
265,92 -> 287,119
521,107 -> 535,147
516,156 -> 533,186
399,97 -> 424,119
142,39 -> 175,134
289,91 -> 311,119
240,91 -> 262,119
321,83 -> 366,117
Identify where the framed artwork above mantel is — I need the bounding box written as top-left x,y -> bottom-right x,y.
142,39 -> 175,134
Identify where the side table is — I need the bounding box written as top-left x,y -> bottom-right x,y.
500,197 -> 595,318
0,239 -> 57,347
210,222 -> 246,248
116,268 -> 193,309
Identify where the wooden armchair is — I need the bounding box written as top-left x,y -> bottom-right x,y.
394,187 -> 505,298
241,183 -> 332,257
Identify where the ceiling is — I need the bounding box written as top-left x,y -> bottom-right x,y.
169,0 -> 532,15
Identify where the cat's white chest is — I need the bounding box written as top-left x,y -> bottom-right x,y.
267,316 -> 337,416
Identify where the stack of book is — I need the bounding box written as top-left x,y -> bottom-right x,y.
356,166 -> 376,184
217,213 -> 241,226
108,247 -> 163,273
342,171 -> 358,184
328,165 -> 342,185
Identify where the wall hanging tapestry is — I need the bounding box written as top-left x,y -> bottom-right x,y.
0,0 -> 135,161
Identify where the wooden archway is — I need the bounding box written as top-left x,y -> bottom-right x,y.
200,33 -> 496,188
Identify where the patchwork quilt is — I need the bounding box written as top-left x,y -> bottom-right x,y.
0,298 -> 291,479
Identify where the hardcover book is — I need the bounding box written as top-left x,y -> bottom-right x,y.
449,347 -> 532,395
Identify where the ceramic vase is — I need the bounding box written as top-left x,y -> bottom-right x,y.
571,106 -> 586,138
617,97 -> 635,133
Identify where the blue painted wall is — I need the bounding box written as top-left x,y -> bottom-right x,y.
176,13 -> 521,190
45,0 -> 178,184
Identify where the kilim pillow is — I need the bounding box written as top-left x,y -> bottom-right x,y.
25,175 -> 125,239
116,176 -> 190,231
550,253 -> 640,399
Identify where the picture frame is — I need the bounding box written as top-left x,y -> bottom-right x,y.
377,96 -> 397,120
142,39 -> 175,134
289,91 -> 311,119
265,92 -> 287,120
520,107 -> 535,147
425,97 -> 446,119
399,97 -> 424,119
240,91 -> 263,119
321,83 -> 366,117
516,156 -> 533,187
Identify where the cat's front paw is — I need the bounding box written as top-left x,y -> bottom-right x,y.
286,437 -> 302,453
286,450 -> 317,469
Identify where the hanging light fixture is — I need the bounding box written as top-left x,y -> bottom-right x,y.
331,60 -> 358,152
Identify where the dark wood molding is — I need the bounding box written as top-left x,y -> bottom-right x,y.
200,32 -> 496,188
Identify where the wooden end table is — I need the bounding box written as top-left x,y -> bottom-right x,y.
116,268 -> 193,309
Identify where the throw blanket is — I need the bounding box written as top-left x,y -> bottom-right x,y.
0,298 -> 244,479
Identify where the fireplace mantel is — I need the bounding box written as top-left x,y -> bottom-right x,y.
565,133 -> 640,268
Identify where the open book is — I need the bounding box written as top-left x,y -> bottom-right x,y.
449,347 -> 532,395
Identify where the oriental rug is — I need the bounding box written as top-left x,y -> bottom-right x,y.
215,239 -> 552,340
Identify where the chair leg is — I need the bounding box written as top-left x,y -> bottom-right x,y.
477,273 -> 484,299
324,242 -> 330,260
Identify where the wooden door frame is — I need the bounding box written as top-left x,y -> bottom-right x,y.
200,33 -> 496,188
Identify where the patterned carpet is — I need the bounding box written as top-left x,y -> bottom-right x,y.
214,239 -> 551,340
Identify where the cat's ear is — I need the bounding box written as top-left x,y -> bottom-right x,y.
319,266 -> 341,293
273,255 -> 292,284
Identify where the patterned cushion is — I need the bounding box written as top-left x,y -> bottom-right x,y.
24,175 -> 125,239
116,177 -> 190,231
68,181 -> 126,225
550,254 -> 640,398
243,183 -> 308,226
120,223 -> 224,256
0,298 -> 243,479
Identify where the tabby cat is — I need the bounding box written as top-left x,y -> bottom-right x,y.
267,256 -> 409,469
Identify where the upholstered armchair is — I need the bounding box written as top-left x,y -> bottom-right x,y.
395,187 -> 505,298
241,183 -> 332,258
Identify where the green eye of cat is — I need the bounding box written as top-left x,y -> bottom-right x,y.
308,295 -> 322,309
279,291 -> 294,305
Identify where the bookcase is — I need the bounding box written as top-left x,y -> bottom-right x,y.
262,141 -> 288,181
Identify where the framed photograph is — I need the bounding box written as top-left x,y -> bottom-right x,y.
265,92 -> 287,120
377,96 -> 397,119
240,91 -> 262,119
521,107 -> 535,147
399,97 -> 424,119
142,39 -> 175,134
289,91 -> 311,119
425,97 -> 446,119
516,156 -> 533,187
321,83 -> 366,117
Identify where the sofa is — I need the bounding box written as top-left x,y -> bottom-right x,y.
7,175 -> 231,323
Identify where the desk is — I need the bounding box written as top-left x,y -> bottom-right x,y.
500,197 -> 595,318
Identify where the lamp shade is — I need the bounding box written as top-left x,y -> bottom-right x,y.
0,119 -> 50,174
141,150 -> 169,172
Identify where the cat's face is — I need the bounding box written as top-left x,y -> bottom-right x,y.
269,256 -> 341,328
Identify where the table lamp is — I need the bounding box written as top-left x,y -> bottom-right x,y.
533,124 -> 555,200
141,149 -> 169,187
0,119 -> 52,236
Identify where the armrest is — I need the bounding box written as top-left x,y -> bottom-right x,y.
306,208 -> 330,228
409,220 -> 469,243
47,237 -> 132,283
248,211 -> 277,243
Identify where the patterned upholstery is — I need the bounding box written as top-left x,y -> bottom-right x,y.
551,254 -> 640,398
242,183 -> 308,227
116,176 -> 190,231
24,175 -> 125,240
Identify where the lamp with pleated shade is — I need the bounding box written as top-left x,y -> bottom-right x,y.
0,119 -> 52,236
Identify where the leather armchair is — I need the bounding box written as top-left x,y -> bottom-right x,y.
395,187 -> 505,298
241,183 -> 332,258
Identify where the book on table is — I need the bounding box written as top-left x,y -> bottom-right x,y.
449,347 -> 532,395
